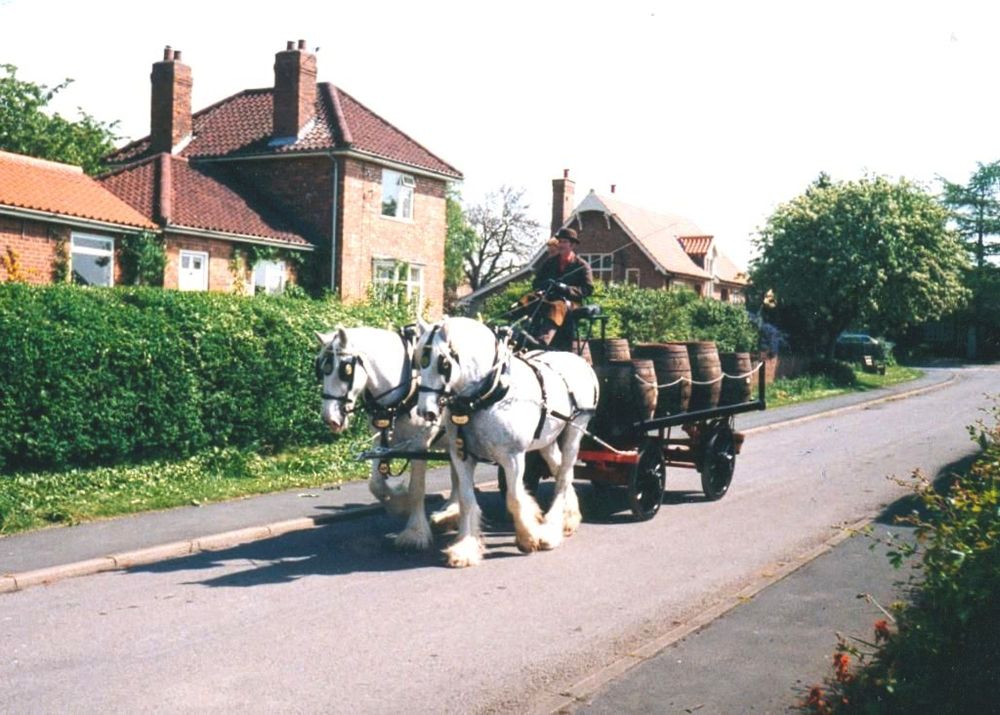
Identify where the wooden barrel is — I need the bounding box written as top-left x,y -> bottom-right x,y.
632,342 -> 691,416
570,339 -> 592,365
591,359 -> 656,438
686,341 -> 722,411
720,352 -> 753,406
588,338 -> 630,365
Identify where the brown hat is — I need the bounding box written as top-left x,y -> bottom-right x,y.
554,227 -> 579,243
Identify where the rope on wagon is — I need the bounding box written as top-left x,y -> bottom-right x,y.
632,361 -> 763,388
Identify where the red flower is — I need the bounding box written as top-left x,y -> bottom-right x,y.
833,652 -> 852,682
804,685 -> 829,714
874,619 -> 891,642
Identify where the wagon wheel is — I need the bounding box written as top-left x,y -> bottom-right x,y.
700,421 -> 736,501
628,438 -> 666,521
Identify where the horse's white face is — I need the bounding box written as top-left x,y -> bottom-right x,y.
315,328 -> 370,433
414,320 -> 455,424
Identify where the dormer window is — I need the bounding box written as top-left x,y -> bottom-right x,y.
381,169 -> 414,220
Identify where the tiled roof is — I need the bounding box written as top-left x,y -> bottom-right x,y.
99,155 -> 311,248
575,192 -> 711,280
106,84 -> 462,179
713,251 -> 749,285
678,235 -> 713,256
0,150 -> 155,230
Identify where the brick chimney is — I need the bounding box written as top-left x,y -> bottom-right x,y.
273,39 -> 317,140
150,46 -> 192,154
551,169 -> 575,236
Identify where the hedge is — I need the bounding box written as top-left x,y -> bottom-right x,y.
481,281 -> 760,352
0,284 -> 411,472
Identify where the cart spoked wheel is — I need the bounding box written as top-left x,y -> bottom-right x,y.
628,438 -> 666,521
701,420 -> 736,501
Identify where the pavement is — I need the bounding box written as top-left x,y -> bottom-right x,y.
0,366 -> 957,710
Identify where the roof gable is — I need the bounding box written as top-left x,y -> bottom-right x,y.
0,151 -> 155,230
574,192 -> 710,280
106,84 -> 462,179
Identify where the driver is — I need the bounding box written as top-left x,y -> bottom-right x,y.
530,227 -> 594,348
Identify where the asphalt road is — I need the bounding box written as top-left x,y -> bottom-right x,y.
0,364 -> 995,713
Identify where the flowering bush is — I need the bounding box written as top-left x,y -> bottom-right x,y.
802,396 -> 1000,713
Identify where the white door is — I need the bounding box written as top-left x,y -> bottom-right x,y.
178,250 -> 209,291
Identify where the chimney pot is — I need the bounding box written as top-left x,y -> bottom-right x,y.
286,40 -> 295,50
298,39 -> 307,50
174,50 -> 182,61
611,184 -> 616,194
163,46 -> 174,61
563,169 -> 569,179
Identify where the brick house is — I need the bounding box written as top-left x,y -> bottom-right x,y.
461,170 -> 748,308
97,41 -> 461,309
0,150 -> 156,285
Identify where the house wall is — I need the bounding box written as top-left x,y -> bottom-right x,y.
338,157 -> 446,316
0,215 -> 58,284
163,233 -> 239,292
573,211 -> 667,289
0,216 -> 128,286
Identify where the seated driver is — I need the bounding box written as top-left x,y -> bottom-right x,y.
530,227 -> 594,348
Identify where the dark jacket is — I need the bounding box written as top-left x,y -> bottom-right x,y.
532,253 -> 594,303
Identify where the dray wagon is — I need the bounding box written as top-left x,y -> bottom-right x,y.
360,307 -> 766,522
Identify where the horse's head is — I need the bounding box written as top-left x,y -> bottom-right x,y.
315,327 -> 371,433
414,318 -> 463,424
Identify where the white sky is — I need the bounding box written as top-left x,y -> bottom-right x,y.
4,0 -> 999,268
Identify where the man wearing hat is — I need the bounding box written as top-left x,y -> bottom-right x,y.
529,227 -> 594,347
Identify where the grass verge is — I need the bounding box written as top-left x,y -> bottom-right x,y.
766,365 -> 923,409
0,435 -> 373,536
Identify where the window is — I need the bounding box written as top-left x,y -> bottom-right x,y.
373,259 -> 423,310
381,169 -> 415,220
253,259 -> 286,294
625,268 -> 640,285
178,250 -> 208,292
580,253 -> 613,282
71,233 -> 114,286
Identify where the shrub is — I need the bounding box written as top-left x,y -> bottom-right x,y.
803,397 -> 1000,713
808,358 -> 858,387
479,282 -> 759,351
0,284 -> 411,472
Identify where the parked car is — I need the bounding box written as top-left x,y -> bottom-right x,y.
835,333 -> 887,373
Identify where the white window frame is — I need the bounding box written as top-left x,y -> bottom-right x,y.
70,232 -> 115,287
579,253 -> 613,283
253,259 -> 287,295
380,168 -> 415,221
625,268 -> 640,285
178,249 -> 209,292
372,259 -> 424,311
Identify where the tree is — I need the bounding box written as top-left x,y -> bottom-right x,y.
751,174 -> 968,358
0,64 -> 119,175
940,161 -> 1000,358
940,161 -> 1000,269
443,188 -> 477,311
462,186 -> 542,291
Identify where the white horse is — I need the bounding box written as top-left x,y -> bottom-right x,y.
414,316 -> 600,567
316,326 -> 459,550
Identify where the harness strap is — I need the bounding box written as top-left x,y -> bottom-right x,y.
519,356 -> 550,440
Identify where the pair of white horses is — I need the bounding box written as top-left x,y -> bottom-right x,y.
316,317 -> 599,567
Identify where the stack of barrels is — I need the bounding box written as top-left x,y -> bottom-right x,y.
585,337 -> 753,440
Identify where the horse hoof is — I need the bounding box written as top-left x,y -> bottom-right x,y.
393,529 -> 432,551
516,536 -> 539,554
445,537 -> 484,567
